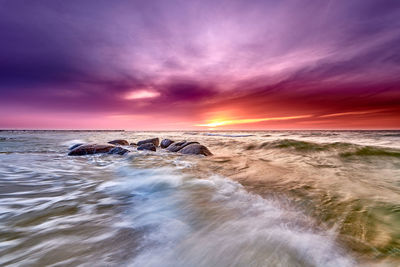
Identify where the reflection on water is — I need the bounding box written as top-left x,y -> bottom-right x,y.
0,130 -> 399,266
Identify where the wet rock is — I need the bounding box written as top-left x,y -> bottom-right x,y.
68,144 -> 116,156
179,144 -> 213,156
130,142 -> 137,146
108,147 -> 129,155
69,143 -> 83,150
137,138 -> 159,147
108,139 -> 129,146
160,139 -> 174,148
137,143 -> 156,152
166,141 -> 199,152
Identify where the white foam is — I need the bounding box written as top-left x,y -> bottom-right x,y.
102,166 -> 355,267
100,167 -> 184,194
61,139 -> 85,146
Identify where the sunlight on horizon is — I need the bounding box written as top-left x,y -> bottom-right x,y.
195,115 -> 312,127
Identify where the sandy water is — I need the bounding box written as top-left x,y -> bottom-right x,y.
0,130 -> 399,266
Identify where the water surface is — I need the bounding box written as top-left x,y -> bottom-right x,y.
0,130 -> 399,266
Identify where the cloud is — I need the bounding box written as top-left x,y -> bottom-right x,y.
0,0 -> 399,129
124,89 -> 161,100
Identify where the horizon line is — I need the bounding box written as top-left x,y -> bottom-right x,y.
1,129 -> 400,131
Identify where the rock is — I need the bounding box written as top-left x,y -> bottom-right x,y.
137,143 -> 156,152
137,138 -> 159,147
166,141 -> 199,152
179,144 -> 213,156
69,143 -> 83,150
108,139 -> 129,146
130,142 -> 137,146
108,147 -> 129,155
68,144 -> 116,156
160,139 -> 174,148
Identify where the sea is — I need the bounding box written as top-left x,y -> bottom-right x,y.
0,130 -> 399,266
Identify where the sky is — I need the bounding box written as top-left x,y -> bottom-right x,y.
0,0 -> 399,130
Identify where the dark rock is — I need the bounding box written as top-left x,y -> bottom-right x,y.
160,139 -> 174,148
130,142 -> 137,146
68,144 -> 116,156
108,147 -> 129,155
137,143 -> 156,151
69,143 -> 83,150
166,141 -> 199,152
137,138 -> 159,147
108,139 -> 129,145
179,144 -> 213,156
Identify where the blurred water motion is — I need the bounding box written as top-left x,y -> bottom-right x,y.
0,130 -> 399,266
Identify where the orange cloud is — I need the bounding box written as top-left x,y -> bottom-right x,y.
319,109 -> 386,118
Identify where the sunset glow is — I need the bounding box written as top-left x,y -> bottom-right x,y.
195,115 -> 312,127
0,0 -> 399,130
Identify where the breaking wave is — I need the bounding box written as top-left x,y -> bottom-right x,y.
243,139 -> 400,158
101,163 -> 354,267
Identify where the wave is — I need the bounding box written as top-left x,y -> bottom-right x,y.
103,162 -> 353,267
340,147 -> 400,158
244,139 -> 400,158
204,133 -> 255,137
300,133 -> 340,137
61,139 -> 86,147
245,139 -> 351,151
184,132 -> 255,137
0,137 -> 16,141
381,133 -> 400,137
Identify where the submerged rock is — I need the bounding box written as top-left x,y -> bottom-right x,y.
69,143 -> 83,150
137,138 -> 159,147
160,139 -> 174,148
108,139 -> 129,146
137,143 -> 156,151
166,141 -> 199,152
68,144 -> 116,156
179,144 -> 213,156
108,147 -> 129,155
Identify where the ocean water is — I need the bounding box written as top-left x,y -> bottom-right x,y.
0,130 -> 399,266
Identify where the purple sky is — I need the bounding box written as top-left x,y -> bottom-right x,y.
1,0 -> 399,129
